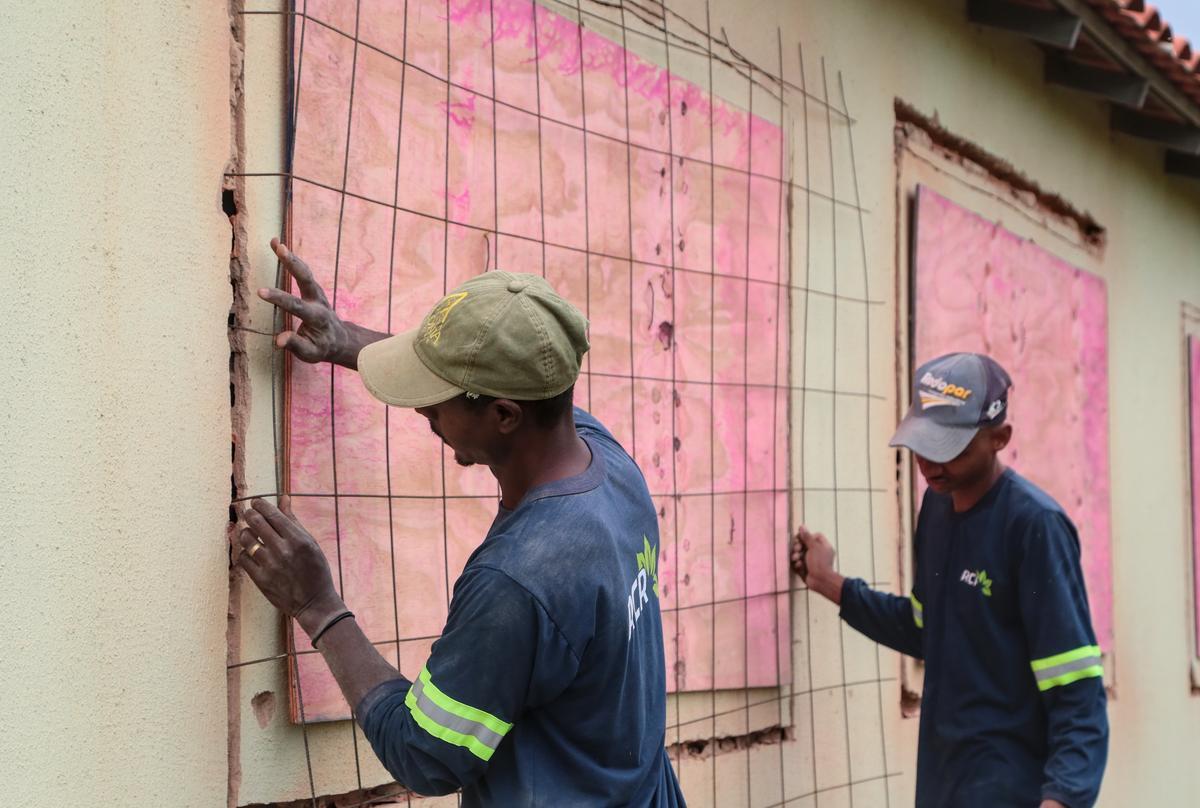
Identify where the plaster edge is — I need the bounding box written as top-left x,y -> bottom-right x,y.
226,0 -> 250,803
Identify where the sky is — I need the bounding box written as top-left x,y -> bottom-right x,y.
1152,0 -> 1200,46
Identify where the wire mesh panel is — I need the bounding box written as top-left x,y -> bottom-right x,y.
230,1 -> 903,805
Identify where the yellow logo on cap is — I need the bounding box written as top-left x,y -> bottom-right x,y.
920,393 -> 960,409
918,371 -> 972,409
421,292 -> 468,346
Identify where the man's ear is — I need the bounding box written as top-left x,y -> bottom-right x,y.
493,399 -> 524,435
990,423 -> 1013,452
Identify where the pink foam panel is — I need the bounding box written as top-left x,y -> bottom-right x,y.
912,186 -> 1113,651
285,0 -> 790,719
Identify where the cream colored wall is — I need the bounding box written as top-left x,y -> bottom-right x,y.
9,0 -> 1185,805
233,0 -> 1200,805
0,2 -> 234,806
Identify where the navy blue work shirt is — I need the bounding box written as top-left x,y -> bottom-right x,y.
357,409 -> 685,807
840,468 -> 1108,807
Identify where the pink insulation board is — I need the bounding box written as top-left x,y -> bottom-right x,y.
912,186 -> 1113,653
285,0 -> 790,722
1189,336 -> 1200,654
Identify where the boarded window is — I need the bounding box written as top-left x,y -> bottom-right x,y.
284,0 -> 791,722
1186,330 -> 1200,687
910,185 -> 1114,655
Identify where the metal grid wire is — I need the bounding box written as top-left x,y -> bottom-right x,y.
227,0 -> 900,805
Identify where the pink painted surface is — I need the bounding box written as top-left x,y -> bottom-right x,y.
286,0 -> 789,721
1189,336 -> 1200,654
912,186 -> 1113,652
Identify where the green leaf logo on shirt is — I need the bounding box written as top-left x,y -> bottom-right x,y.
959,568 -> 994,597
636,535 -> 659,598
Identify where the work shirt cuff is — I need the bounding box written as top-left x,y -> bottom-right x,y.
1042,789 -> 1076,808
356,676 -> 411,726
837,576 -> 862,619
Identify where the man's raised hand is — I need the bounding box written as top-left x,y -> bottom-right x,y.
792,526 -> 844,605
259,239 -> 356,366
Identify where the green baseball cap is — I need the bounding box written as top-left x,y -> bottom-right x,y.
357,271 -> 590,408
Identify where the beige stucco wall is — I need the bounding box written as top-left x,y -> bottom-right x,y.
5,0 -> 1196,805
0,2 -> 234,806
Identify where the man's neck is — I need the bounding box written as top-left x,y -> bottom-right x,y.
950,460 -> 1007,513
494,423 -> 591,509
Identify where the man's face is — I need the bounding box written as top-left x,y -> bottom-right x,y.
914,424 -> 1011,495
415,398 -> 492,468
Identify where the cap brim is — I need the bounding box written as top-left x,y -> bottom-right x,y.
357,329 -> 464,408
888,406 -> 979,463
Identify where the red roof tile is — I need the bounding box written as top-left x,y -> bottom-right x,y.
1087,1 -> 1200,107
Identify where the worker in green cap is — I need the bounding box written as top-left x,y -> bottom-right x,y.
236,239 -> 685,806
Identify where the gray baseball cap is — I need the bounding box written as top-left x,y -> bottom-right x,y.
889,352 -> 1012,463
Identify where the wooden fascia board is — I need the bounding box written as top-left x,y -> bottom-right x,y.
1166,150 -> 1200,179
1111,107 -> 1200,153
1045,54 -> 1150,107
967,0 -> 1083,49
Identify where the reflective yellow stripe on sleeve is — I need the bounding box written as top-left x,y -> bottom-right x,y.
910,592 -> 924,629
1030,645 -> 1103,692
405,666 -> 514,761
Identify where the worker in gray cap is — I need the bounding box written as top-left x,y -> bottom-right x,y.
793,352 -> 1108,808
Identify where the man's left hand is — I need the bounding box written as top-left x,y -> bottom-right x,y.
235,497 -> 346,638
1040,800 -> 1068,808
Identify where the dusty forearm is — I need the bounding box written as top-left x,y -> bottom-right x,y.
315,615 -> 406,711
294,591 -> 404,710
808,569 -> 846,605
335,321 -> 391,370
